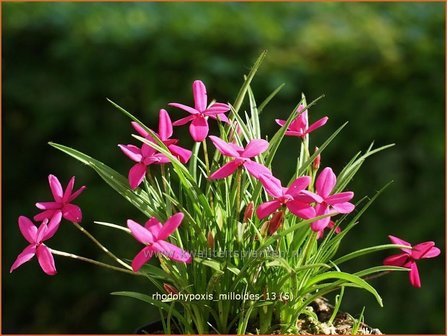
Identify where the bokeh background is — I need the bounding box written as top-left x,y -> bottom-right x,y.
3,2 -> 444,334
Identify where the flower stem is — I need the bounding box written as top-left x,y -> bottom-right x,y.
202,139 -> 210,175
50,249 -> 141,276
71,222 -> 132,271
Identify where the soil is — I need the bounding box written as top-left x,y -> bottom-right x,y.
136,298 -> 382,335
295,298 -> 382,335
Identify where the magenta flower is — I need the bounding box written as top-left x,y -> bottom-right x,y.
34,175 -> 86,235
169,80 -> 230,142
127,213 -> 192,272
384,235 -> 440,288
276,104 -> 328,138
131,109 -> 192,164
311,167 -> 355,232
119,144 -> 170,189
256,174 -> 320,220
10,213 -> 62,276
121,110 -> 192,190
208,136 -> 271,179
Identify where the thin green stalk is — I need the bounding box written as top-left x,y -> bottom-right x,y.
50,249 -> 141,276
71,222 -> 132,270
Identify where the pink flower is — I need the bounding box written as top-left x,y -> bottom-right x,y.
384,235 -> 441,288
131,109 -> 192,164
256,174 -> 320,220
120,109 -> 192,190
208,136 -> 271,179
169,80 -> 230,142
119,143 -> 170,190
127,213 -> 192,272
10,213 -> 62,275
276,104 -> 328,138
34,175 -> 86,235
311,167 -> 355,233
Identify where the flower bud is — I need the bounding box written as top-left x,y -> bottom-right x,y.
312,147 -> 321,170
260,221 -> 270,236
163,283 -> 178,295
268,211 -> 284,235
207,231 -> 215,249
243,202 -> 254,223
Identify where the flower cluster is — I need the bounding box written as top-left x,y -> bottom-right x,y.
11,65 -> 441,334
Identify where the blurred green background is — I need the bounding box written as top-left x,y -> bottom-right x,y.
3,2 -> 444,334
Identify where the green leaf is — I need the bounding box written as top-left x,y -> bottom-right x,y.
49,142 -> 161,218
304,271 -> 383,307
332,244 -> 411,265
112,291 -> 187,325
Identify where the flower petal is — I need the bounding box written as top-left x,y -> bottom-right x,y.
287,201 -> 316,219
409,262 -> 421,288
331,202 -> 355,214
172,115 -> 195,126
154,241 -> 192,263
209,112 -> 230,124
307,116 -> 329,134
18,216 -> 38,244
286,176 -> 311,197
412,242 -> 441,259
168,103 -> 199,115
131,121 -> 150,137
256,200 -> 282,220
10,245 -> 36,273
158,109 -> 173,141
383,253 -> 410,267
205,103 -> 230,115
35,202 -> 60,210
48,175 -> 63,202
189,116 -> 209,142
63,177 -> 75,203
243,160 -> 271,178
293,190 -> 324,203
145,217 -> 162,238
68,185 -> 86,202
242,139 -> 269,158
36,244 -> 57,275
131,246 -> 155,272
158,213 -> 184,241
34,209 -> 57,222
168,144 -> 192,164
388,235 -> 412,254
209,136 -> 240,157
127,219 -> 154,244
63,203 -> 83,223
258,174 -> 283,198
128,163 -> 147,190
315,167 -> 336,198
326,191 -> 354,205
193,80 -> 207,112
275,119 -> 286,127
119,144 -> 142,162
42,211 -> 63,240
209,160 -> 241,180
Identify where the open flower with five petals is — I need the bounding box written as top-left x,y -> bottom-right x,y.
10,213 -> 62,276
34,175 -> 86,236
169,80 -> 230,142
384,235 -> 440,288
256,174 -> 320,220
127,213 -> 192,272
311,167 -> 355,233
276,104 -> 328,138
208,136 -> 271,179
